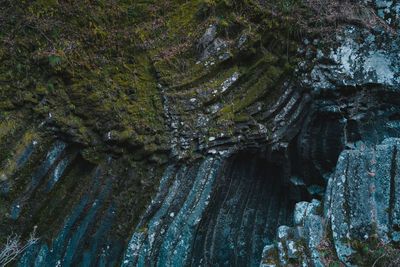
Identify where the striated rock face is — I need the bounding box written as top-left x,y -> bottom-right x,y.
328,138 -> 400,263
122,154 -> 296,267
257,6 -> 400,264
1,1 -> 400,266
261,138 -> 400,266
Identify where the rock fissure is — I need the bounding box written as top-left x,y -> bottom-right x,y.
389,143 -> 397,230
2,1 -> 400,266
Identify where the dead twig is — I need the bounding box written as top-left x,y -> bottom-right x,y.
0,227 -> 39,267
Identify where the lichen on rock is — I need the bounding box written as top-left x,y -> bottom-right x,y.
1,0 -> 400,266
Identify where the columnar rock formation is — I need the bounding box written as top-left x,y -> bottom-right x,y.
1,0 -> 400,266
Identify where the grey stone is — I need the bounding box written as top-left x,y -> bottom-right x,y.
221,72 -> 239,92
305,199 -> 321,218
200,38 -> 228,61
219,52 -> 230,61
8,5 -> 400,267
294,201 -> 309,225
310,249 -> 324,267
287,240 -> 298,259
277,225 -> 290,239
304,214 -> 323,249
327,138 -> 400,264
197,25 -> 216,51
276,240 -> 287,266
238,34 -> 247,48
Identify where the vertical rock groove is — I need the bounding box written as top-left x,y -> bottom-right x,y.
389,144 -> 397,228
188,153 -> 295,266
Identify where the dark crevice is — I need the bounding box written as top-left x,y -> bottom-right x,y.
389,113 -> 400,121
343,153 -> 351,236
190,152 -> 298,266
389,144 -> 397,228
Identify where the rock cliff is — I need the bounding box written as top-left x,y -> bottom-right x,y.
1,0 -> 400,266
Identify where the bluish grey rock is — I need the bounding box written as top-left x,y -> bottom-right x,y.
309,27 -> 400,91
310,249 -> 324,267
277,225 -> 290,240
275,226 -> 290,266
328,138 -> 400,264
304,214 -> 323,249
17,167 -> 121,267
32,141 -> 67,186
260,198 -> 325,266
286,240 -> 297,259
46,156 -> 70,192
294,202 -> 309,225
122,153 -> 296,267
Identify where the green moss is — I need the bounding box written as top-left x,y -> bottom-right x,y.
234,113 -> 250,122
239,66 -> 283,109
0,0 -> 170,155
0,129 -> 38,180
261,245 -> 279,265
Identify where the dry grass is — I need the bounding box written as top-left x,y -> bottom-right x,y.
290,0 -> 396,41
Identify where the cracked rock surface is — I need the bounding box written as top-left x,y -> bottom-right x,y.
1,1 -> 400,266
